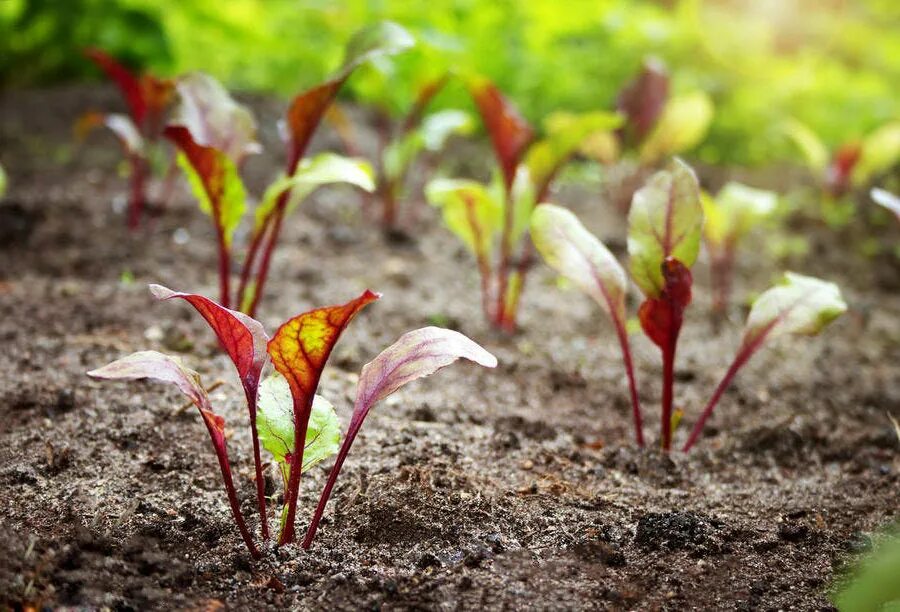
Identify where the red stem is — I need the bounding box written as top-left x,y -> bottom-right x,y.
681,346 -> 751,452
660,330 -> 677,451
235,219 -> 271,312
127,154 -> 146,230
215,224 -> 231,309
493,181 -> 516,330
613,321 -> 644,446
302,417 -> 364,549
246,206 -> 285,319
462,195 -> 494,322
205,423 -> 260,558
381,180 -> 398,228
244,386 -> 269,540
278,399 -> 311,546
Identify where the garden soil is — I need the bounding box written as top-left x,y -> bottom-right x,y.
1,86 -> 898,610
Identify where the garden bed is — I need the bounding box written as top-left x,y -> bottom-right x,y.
1,85 -> 898,610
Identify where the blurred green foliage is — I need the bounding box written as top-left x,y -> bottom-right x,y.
1,0 -> 898,166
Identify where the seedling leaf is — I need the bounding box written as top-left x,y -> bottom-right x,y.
303,327 -> 497,548
467,76 -> 534,191
702,182 -> 777,248
639,92 -> 713,163
267,290 -> 379,544
77,112 -> 144,156
854,122 -> 900,185
426,178 -> 503,255
256,372 -> 340,473
166,126 -> 246,248
781,119 -> 829,171
627,158 -> 704,297
617,58 -> 669,145
87,350 -> 260,557
255,153 -> 375,231
683,273 -> 846,452
171,72 -> 262,163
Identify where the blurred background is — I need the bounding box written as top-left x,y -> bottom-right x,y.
2,0 -> 898,167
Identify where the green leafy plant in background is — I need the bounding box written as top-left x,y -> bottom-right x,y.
166,22 -> 414,314
832,526 -> 900,611
77,48 -> 175,229
701,182 -> 778,315
329,72 -> 474,228
783,119 -> 900,225
427,76 -> 621,332
530,160 -> 846,450
89,285 -> 496,555
0,162 -> 6,198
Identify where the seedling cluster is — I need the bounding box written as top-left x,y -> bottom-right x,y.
89,285 -> 496,556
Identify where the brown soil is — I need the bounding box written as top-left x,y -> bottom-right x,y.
1,85 -> 898,611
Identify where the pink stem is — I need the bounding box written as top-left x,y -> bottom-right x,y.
302,418 -> 363,549
613,321 -> 644,446
278,399 -> 310,546
244,386 -> 269,540
205,423 -> 260,558
246,207 -> 285,319
681,348 -> 751,452
660,332 -> 676,451
127,154 -> 146,230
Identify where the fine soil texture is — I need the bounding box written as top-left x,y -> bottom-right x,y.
1,85 -> 898,611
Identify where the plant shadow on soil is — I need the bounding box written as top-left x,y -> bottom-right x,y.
1,85 -> 898,610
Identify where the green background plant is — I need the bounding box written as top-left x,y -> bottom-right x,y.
2,0 -> 898,167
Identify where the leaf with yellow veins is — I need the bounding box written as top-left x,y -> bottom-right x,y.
627,158 -> 704,298
266,289 -> 380,545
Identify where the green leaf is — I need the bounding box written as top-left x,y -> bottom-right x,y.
702,182 -> 777,248
426,178 -> 503,256
742,272 -> 847,349
627,158 -> 704,297
254,153 -> 375,231
854,122 -> 900,185
639,92 -> 713,163
256,372 -> 341,473
0,162 -> 6,199
531,204 -> 628,324
176,150 -> 246,248
832,530 -> 900,612
781,119 -> 828,171
339,21 -> 416,77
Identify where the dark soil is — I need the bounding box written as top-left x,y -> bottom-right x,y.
1,85 -> 898,611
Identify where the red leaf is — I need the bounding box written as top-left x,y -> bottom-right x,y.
617,59 -> 669,145
285,78 -> 345,172
468,77 -> 534,192
267,289 -> 379,544
84,48 -> 172,132
825,142 -> 862,197
149,285 -> 268,394
638,258 -> 692,350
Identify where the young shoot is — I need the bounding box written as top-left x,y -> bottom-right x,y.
80,48 -> 174,229
701,182 -> 777,315
427,77 -> 621,332
88,285 -> 496,555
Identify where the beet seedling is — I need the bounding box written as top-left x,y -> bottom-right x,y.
89,285 -> 496,554
531,160 -> 846,450
330,74 -> 474,228
427,76 -> 621,331
701,182 -> 777,315
79,48 -> 174,229
165,22 -> 412,315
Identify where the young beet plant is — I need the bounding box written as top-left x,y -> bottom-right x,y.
531,159 -> 846,450
427,76 -> 621,332
88,285 -> 496,556
701,182 -> 777,315
330,74 -> 474,228
166,22 -> 413,315
79,48 -> 175,229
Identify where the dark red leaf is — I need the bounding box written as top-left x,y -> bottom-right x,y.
285,79 -> 345,172
638,258 -> 693,350
617,58 -> 669,145
468,77 -> 534,192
